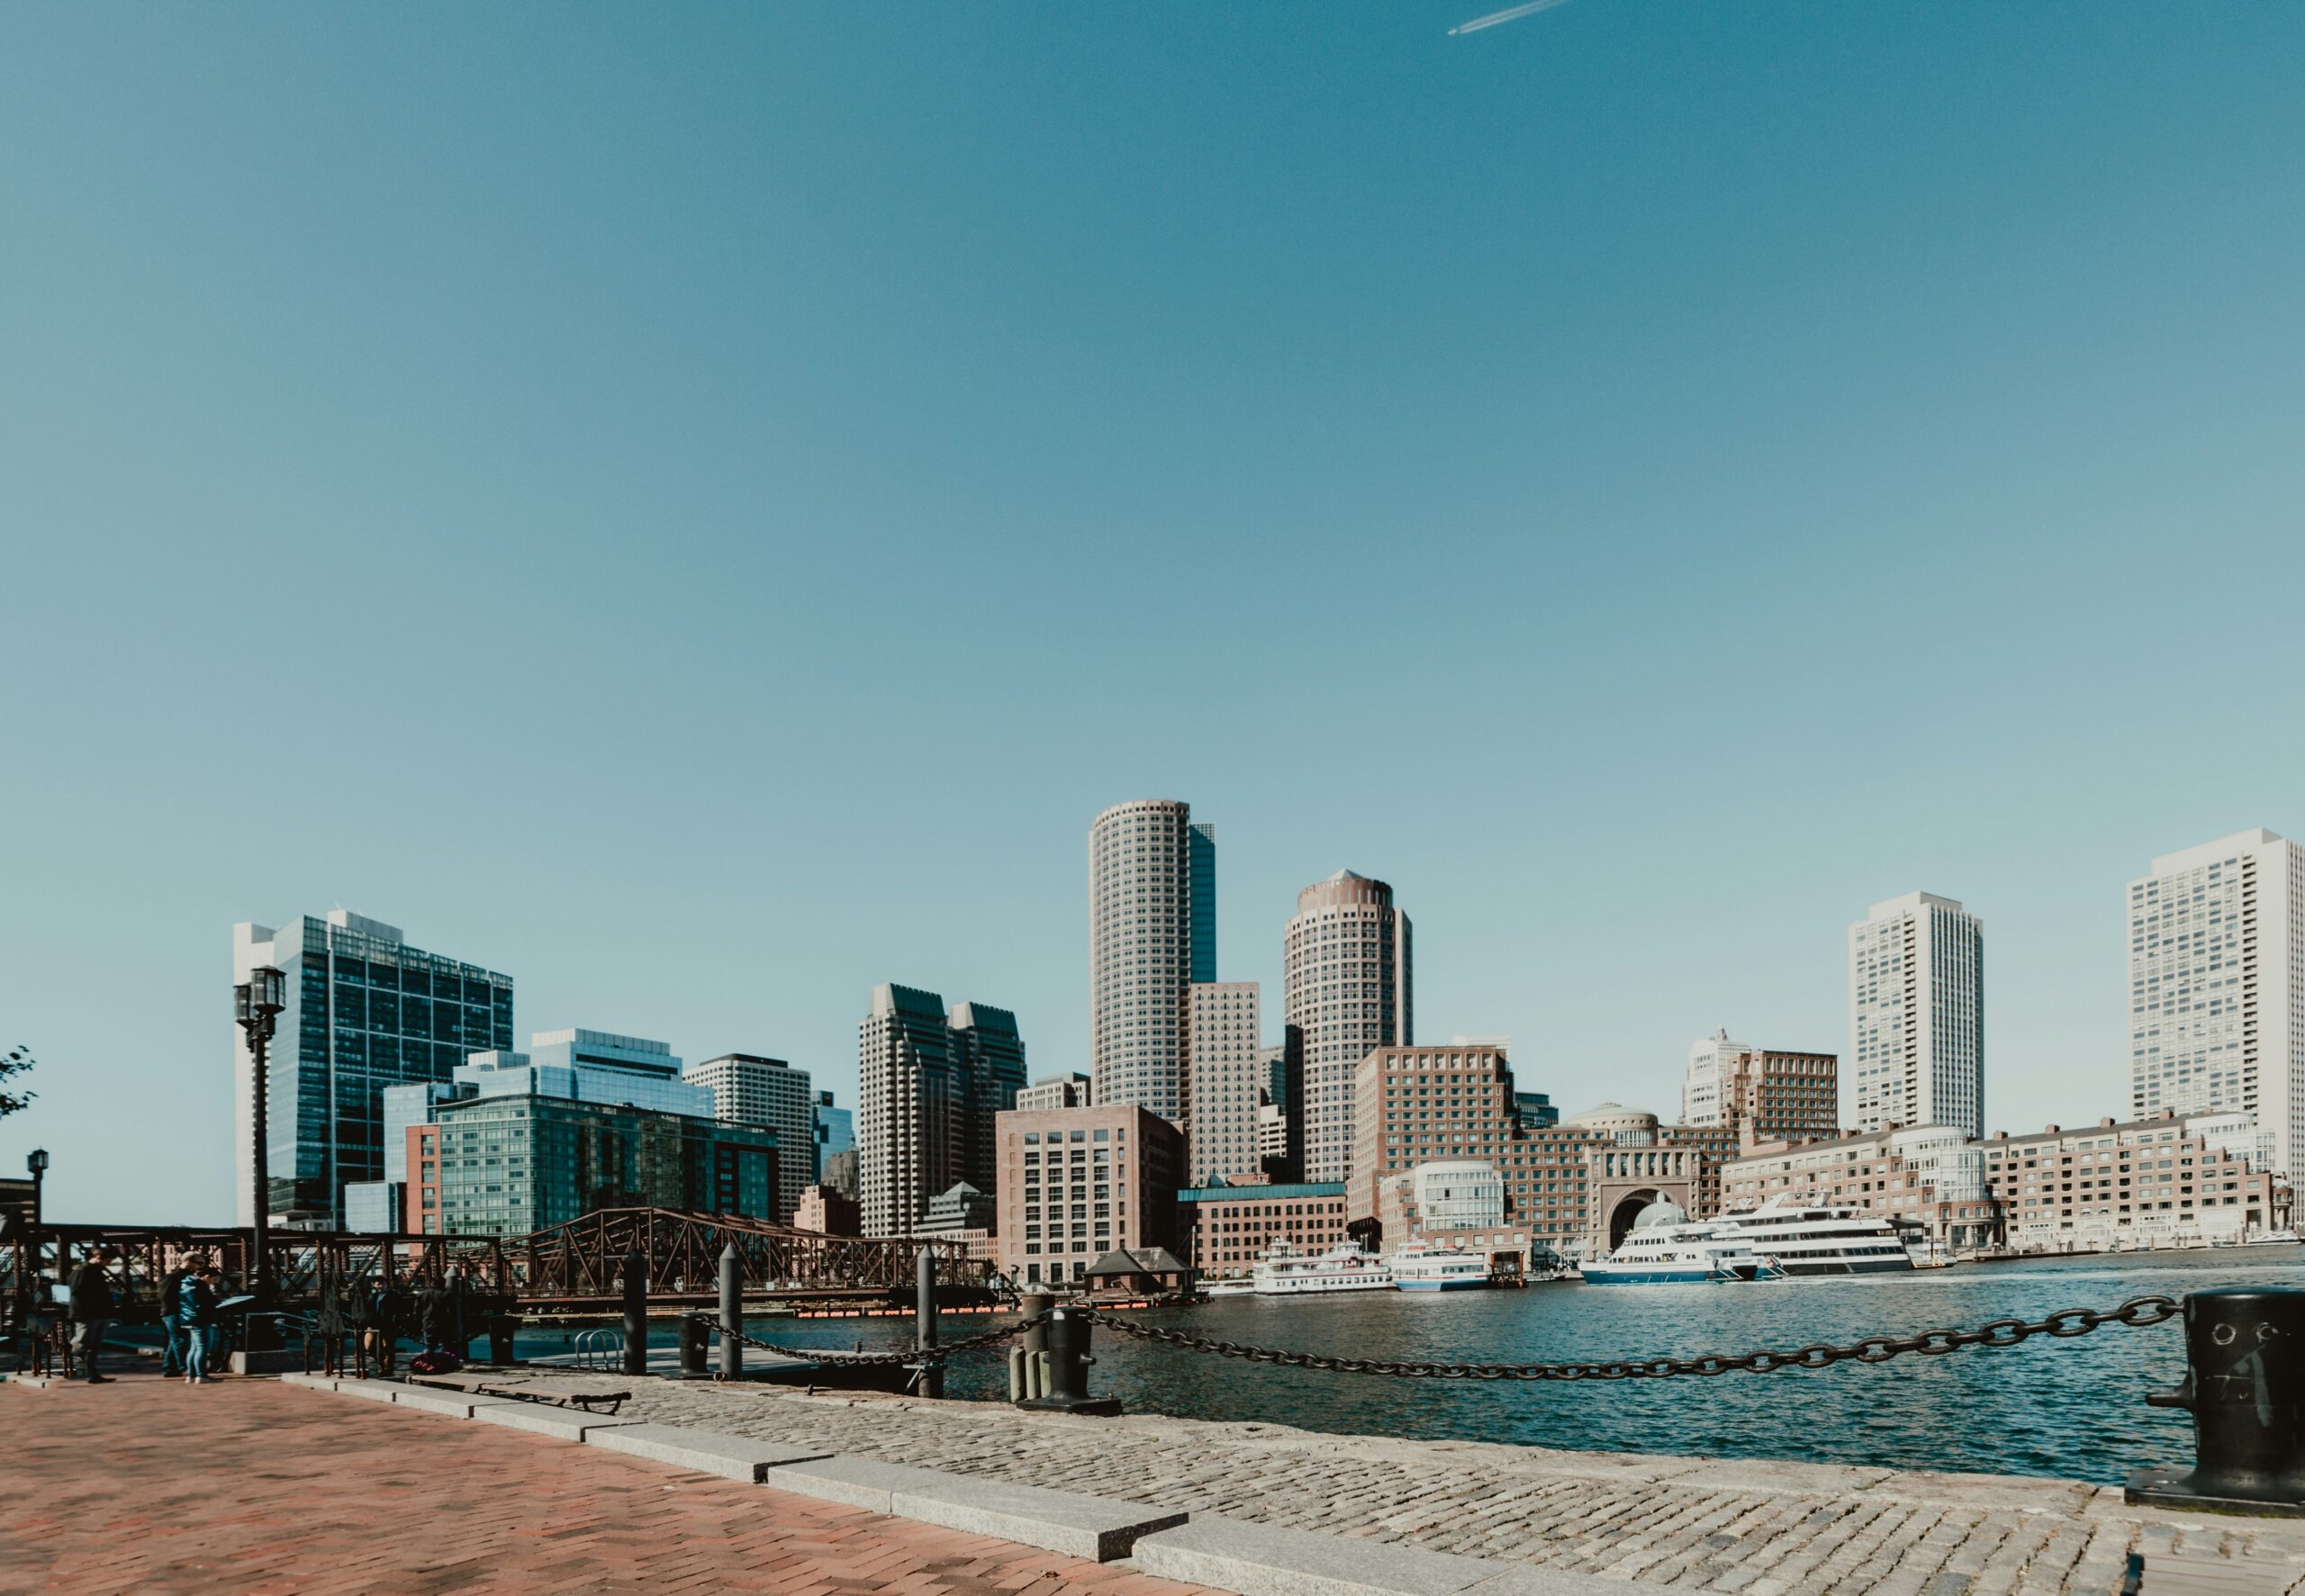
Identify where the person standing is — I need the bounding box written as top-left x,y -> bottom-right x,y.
67,1245 -> 120,1383
180,1266 -> 220,1384
158,1259 -> 191,1377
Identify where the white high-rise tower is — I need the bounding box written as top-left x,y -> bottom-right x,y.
2129,828 -> 2303,1178
1089,799 -> 1215,1123
1849,892 -> 1984,1138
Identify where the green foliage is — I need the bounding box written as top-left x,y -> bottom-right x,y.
0,1044 -> 35,1120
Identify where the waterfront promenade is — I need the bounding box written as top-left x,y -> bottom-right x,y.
15,1361 -> 2303,1596
0,1368 -> 1224,1596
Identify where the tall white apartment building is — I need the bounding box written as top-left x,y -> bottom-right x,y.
1682,1029 -> 1745,1127
1285,870 -> 1412,1185
1183,981 -> 1263,1185
2129,828 -> 2304,1178
1849,892 -> 1984,1139
1089,799 -> 1215,1123
683,1053 -> 815,1222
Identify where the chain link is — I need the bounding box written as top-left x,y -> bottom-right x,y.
683,1311 -> 1050,1367
1080,1295 -> 2180,1381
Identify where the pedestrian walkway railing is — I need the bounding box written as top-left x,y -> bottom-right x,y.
572,1329 -> 624,1370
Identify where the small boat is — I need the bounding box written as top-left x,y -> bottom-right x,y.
2246,1229 -> 2302,1246
1252,1239 -> 1394,1294
1203,1276 -> 1257,1297
1391,1241 -> 1490,1292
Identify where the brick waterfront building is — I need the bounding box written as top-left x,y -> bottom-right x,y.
1984,1109 -> 2285,1248
1721,1123 -> 2000,1251
1351,1043 -> 1737,1264
993,1104 -> 1183,1287
1176,1180 -> 1348,1279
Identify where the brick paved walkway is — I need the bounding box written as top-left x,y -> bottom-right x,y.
0,1371 -> 1226,1596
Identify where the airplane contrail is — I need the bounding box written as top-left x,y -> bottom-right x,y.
1449,0 -> 1575,35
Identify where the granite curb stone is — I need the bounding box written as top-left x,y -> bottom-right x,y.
890,1474 -> 1189,1562
475,1402 -> 648,1442
1133,1514 -> 1514,1596
330,1378 -> 409,1404
761,1454 -> 963,1512
393,1387 -> 526,1418
588,1421 -> 835,1482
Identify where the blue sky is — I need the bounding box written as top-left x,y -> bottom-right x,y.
4,4 -> 2301,1223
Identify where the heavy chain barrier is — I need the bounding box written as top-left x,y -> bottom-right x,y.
1081,1295 -> 2182,1381
683,1310 -> 1051,1367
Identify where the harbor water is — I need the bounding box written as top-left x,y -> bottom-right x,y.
557,1248 -> 2305,1486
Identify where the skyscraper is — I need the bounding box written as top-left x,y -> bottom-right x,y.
1849,892 -> 1984,1139
813,1089 -> 853,1170
683,1052 -> 816,1222
232,910 -> 513,1228
1284,870 -> 1412,1185
1182,981 -> 1262,1185
1089,799 -> 1214,1123
2129,828 -> 2304,1178
856,984 -> 1026,1237
949,1001 -> 1028,1193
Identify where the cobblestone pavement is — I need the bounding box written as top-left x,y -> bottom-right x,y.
0,1370 -> 1225,1596
482,1369 -> 2305,1596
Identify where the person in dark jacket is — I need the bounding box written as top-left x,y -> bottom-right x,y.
180,1266 -> 220,1384
417,1277 -> 450,1354
158,1262 -> 191,1376
367,1279 -> 402,1374
67,1246 -> 120,1383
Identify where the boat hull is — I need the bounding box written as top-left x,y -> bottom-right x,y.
1580,1266 -> 1732,1285
1395,1276 -> 1488,1291
1253,1276 -> 1395,1295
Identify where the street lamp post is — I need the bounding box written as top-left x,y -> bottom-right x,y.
236,966 -> 285,1338
21,1148 -> 48,1324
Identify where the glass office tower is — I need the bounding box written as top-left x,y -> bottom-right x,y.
234,910 -> 514,1228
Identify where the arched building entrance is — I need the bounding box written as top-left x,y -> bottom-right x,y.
1606,1189 -> 1660,1253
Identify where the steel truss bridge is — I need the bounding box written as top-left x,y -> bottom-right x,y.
5,1208 -> 1001,1321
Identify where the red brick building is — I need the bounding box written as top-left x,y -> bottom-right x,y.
994,1104 -> 1183,1287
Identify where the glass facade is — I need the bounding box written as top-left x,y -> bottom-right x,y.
241,911 -> 514,1227
431,1092 -> 775,1237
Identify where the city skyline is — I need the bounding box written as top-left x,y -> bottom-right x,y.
6,5 -> 2305,1223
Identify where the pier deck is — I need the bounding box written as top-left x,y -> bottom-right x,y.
11,1364 -> 2304,1594
501,1367 -> 2305,1596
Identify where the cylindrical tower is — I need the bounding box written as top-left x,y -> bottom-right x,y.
1089,799 -> 1207,1122
1285,870 -> 1412,1185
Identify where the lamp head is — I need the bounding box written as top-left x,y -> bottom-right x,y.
26,1148 -> 49,1177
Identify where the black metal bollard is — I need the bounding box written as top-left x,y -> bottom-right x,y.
719,1242 -> 742,1383
488,1308 -> 513,1368
677,1312 -> 708,1375
914,1249 -> 944,1399
1021,1305 -> 1121,1416
2128,1287 -> 2305,1515
620,1249 -> 648,1377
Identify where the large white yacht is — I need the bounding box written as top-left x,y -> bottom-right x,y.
1720,1196 -> 1915,1276
1580,1199 -> 1775,1285
1390,1241 -> 1491,1292
1252,1239 -> 1395,1294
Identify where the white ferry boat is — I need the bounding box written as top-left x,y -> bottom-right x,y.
1390,1241 -> 1490,1292
1252,1240 -> 1395,1294
2246,1229 -> 2302,1246
1720,1196 -> 1914,1276
1580,1201 -> 1774,1285
1203,1276 -> 1258,1297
